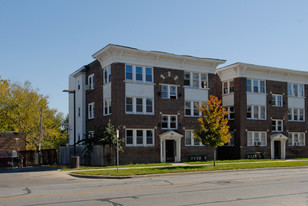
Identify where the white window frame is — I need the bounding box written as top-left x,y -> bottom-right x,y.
288,108 -> 305,121
185,130 -> 203,146
288,132 -> 305,146
272,94 -> 283,107
104,98 -> 111,116
183,71 -> 208,89
88,102 -> 94,119
224,132 -> 235,146
247,105 -> 266,120
103,66 -> 111,84
125,97 -> 154,115
222,80 -> 234,94
272,119 -> 283,132
226,106 -> 234,120
88,74 -> 94,90
161,84 -> 177,99
288,83 -> 304,97
246,79 -> 265,94
77,80 -> 81,90
184,101 -> 203,117
247,131 -> 267,146
125,64 -> 153,83
125,129 -> 155,147
161,115 -> 178,130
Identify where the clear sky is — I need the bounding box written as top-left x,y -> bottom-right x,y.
1,0 -> 308,115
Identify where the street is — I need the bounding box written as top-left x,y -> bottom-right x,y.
1,167 -> 308,206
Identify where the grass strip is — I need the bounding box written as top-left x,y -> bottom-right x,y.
72,160 -> 308,177
62,163 -> 171,171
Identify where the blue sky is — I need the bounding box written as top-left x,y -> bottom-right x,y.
1,0 -> 308,115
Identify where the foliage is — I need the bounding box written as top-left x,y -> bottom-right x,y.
194,95 -> 231,166
0,77 -> 68,150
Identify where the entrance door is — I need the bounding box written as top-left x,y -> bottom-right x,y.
274,141 -> 281,159
166,140 -> 176,162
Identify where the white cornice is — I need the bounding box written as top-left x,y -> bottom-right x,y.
218,62 -> 308,84
92,44 -> 226,74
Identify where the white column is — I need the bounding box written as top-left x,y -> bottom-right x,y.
281,140 -> 286,159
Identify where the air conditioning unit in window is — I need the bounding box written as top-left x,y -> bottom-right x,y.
254,142 -> 261,146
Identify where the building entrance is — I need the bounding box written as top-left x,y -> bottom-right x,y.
166,140 -> 176,162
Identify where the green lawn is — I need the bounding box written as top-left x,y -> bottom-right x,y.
71,160 -> 308,177
62,162 -> 171,171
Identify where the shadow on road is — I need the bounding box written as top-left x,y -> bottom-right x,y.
0,166 -> 61,173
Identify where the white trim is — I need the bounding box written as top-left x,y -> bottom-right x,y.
125,97 -> 154,115
272,94 -> 283,107
272,119 -> 283,132
288,108 -> 305,121
161,84 -> 177,99
88,102 -> 95,119
247,131 -> 267,146
125,129 -> 155,147
184,130 -> 203,146
161,114 -> 178,130
247,105 -> 266,120
159,131 -> 183,163
88,74 -> 94,90
288,132 -> 305,146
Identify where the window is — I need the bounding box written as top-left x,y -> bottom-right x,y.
224,133 -> 235,146
222,80 -> 234,94
183,71 -> 207,89
226,106 -> 234,120
288,132 -> 305,146
125,97 -> 153,114
247,105 -> 266,120
125,129 -> 154,146
125,65 -> 153,83
185,130 -> 203,146
247,131 -> 267,146
288,108 -> 304,121
136,66 -> 143,81
77,80 -> 80,90
103,66 -> 111,84
185,101 -> 203,117
161,115 -> 177,129
78,107 -> 80,117
125,65 -> 133,80
104,98 -> 111,116
272,94 -> 283,107
88,102 -> 94,119
272,119 -> 283,132
288,83 -> 304,97
246,79 -> 265,94
88,74 -> 94,90
161,85 -> 177,99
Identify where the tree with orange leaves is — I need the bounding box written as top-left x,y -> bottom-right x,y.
194,95 -> 231,166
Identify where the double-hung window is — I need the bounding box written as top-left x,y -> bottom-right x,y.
247,131 -> 267,146
272,119 -> 283,132
185,130 -> 203,146
288,108 -> 304,121
103,66 -> 111,84
126,129 -> 154,146
162,115 -> 177,129
288,132 -> 305,146
88,102 -> 95,119
288,83 -> 304,97
104,98 -> 111,116
246,79 -> 265,94
125,65 -> 153,83
185,101 -> 202,117
125,97 -> 153,114
247,105 -> 266,120
272,94 -> 283,107
223,80 -> 234,94
226,106 -> 234,120
88,74 -> 94,90
184,71 -> 207,89
161,85 -> 177,99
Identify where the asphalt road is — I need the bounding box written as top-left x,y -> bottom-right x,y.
1,167 -> 308,206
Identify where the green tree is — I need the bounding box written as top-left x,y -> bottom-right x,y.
194,95 -> 231,166
0,77 -> 68,150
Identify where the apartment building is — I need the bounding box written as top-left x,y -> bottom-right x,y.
217,63 -> 308,160
68,45 -> 308,164
68,44 -> 226,164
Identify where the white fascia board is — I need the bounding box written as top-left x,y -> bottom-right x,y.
92,44 -> 226,74
218,62 -> 308,84
70,66 -> 87,78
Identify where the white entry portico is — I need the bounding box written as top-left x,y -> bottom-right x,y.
270,133 -> 288,159
159,131 -> 183,163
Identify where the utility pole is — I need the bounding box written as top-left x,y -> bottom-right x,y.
38,108 -> 43,165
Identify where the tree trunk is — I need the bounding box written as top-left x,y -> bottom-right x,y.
213,147 -> 217,167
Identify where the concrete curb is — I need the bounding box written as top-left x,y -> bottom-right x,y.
69,166 -> 308,179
